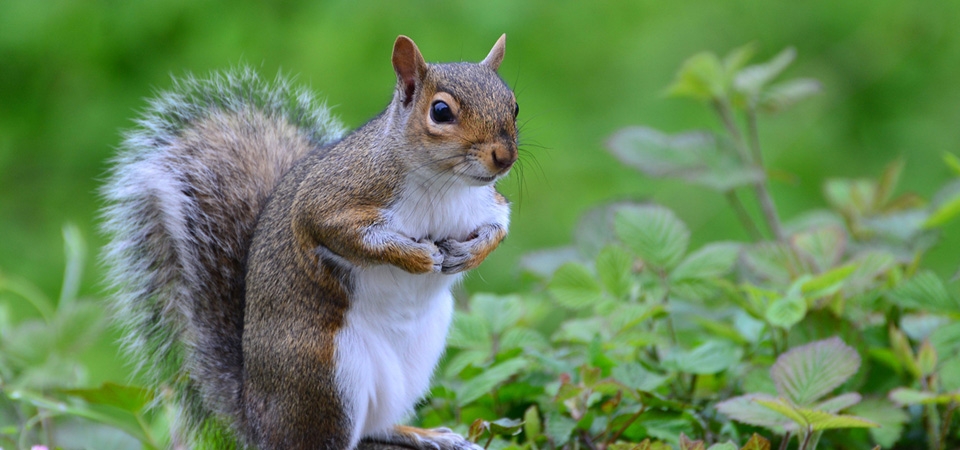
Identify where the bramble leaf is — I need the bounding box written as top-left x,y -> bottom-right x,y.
666,52 -> 726,100
614,204 -> 690,269
888,270 -> 960,314
849,398 -> 909,448
715,393 -> 788,430
759,78 -> 821,113
596,245 -> 635,299
667,340 -> 742,375
548,262 -> 604,310
765,293 -> 806,329
671,242 -> 740,281
734,47 -> 796,97
607,127 -> 763,192
770,337 -> 860,406
456,357 -> 528,405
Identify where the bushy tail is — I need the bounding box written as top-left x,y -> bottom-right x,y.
101,69 -> 345,448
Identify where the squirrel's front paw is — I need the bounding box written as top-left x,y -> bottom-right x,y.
436,238 -> 472,274
436,224 -> 504,274
415,238 -> 444,273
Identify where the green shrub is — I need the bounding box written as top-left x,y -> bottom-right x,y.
424,45 -> 960,450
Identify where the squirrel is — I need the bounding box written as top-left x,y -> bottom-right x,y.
101,35 -> 518,450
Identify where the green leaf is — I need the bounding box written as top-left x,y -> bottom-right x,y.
523,405 -> 542,441
771,337 -> 860,406
754,398 -> 877,430
612,362 -> 669,392
7,389 -> 159,448
544,411 -> 577,447
609,303 -> 665,334
813,393 -> 861,413
848,398 -> 909,448
741,242 -> 808,286
944,151 -> 960,176
60,382 -> 151,414
734,47 -> 796,97
670,242 -> 740,281
930,321 -> 960,359
917,340 -> 937,377
548,262 -> 604,310
668,340 -> 741,375
500,327 -> 549,352
606,127 -> 763,192
723,43 -> 757,74
456,357 -> 528,405
715,393 -> 789,429
58,223 -> 87,308
614,204 -> 690,269
765,293 -> 807,329
666,51 -> 726,100
707,442 -> 738,450
888,326 -> 921,379
759,78 -> 821,113
596,245 -> 635,299
800,264 -> 857,299
444,349 -> 489,378
924,194 -> 960,228
489,418 -> 524,436
888,271 -> 960,314
447,313 -> 491,350
471,293 -> 523,335
790,225 -> 846,273
889,388 -> 960,405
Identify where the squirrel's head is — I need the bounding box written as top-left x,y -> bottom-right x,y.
391,35 -> 519,187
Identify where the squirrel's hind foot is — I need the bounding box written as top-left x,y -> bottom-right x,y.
359,425 -> 483,450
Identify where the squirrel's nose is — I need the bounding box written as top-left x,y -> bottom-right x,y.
491,145 -> 517,171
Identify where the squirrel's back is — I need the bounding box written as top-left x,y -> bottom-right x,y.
101,69 -> 345,447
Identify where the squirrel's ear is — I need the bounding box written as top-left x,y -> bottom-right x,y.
392,35 -> 427,107
480,34 -> 506,72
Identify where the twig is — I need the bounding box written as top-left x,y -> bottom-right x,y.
778,431 -> 792,450
725,191 -> 764,241
712,99 -> 751,163
746,108 -> 763,166
753,182 -> 785,241
609,405 -> 647,444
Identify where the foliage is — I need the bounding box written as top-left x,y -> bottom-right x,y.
417,45 -> 960,450
0,226 -> 166,449
4,42 -> 960,449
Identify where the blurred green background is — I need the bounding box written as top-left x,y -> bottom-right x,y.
2,0 -> 960,387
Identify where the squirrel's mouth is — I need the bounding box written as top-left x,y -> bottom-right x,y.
470,174 -> 498,184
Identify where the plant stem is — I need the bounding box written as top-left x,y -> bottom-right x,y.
753,182 -> 785,241
927,402 -> 941,450
609,405 -> 647,443
725,191 -> 764,241
713,99 -> 785,241
713,99 -> 751,163
746,107 -> 763,166
778,432 -> 792,450
940,402 -> 957,450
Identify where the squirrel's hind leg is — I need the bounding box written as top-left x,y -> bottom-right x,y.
359,425 -> 483,450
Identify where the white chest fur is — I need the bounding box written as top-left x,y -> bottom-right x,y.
334,179 -> 509,447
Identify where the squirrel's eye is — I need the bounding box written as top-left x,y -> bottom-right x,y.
430,101 -> 455,124
514,102 -> 519,118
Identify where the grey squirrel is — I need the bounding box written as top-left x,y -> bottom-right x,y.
101,35 -> 518,449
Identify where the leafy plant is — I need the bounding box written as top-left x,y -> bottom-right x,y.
0,225 -> 166,449
716,337 -> 877,449
418,44 -> 960,450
